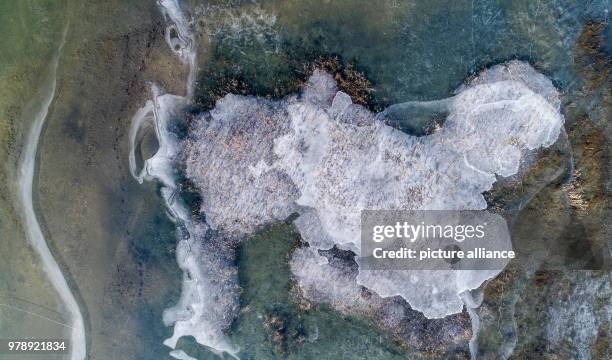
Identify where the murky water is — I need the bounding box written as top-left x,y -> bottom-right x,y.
177,1 -> 610,358
190,0 -> 606,107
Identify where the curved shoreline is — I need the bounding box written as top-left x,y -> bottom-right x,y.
131,1 -> 239,358
15,25 -> 87,360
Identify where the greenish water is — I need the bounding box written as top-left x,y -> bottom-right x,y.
183,0 -> 609,358
175,223 -> 416,360
192,0 -> 606,111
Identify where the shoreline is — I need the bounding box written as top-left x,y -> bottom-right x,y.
14,25 -> 87,360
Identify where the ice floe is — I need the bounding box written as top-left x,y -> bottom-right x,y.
185,61 -> 564,321
133,6 -> 566,351
129,1 -> 239,358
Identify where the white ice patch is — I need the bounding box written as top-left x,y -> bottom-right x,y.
546,272 -> 612,360
290,247 -> 369,312
129,87 -> 239,358
169,349 -> 198,360
186,62 -> 564,319
159,0 -> 197,97
129,1 -> 240,358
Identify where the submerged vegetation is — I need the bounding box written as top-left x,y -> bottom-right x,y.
194,48 -> 379,113
175,223 -> 412,359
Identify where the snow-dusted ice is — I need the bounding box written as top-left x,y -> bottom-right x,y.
185,61 -> 564,319
130,2 -> 565,351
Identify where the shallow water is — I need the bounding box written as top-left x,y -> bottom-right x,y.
191,0 -> 607,109
171,223 -> 424,360
1,0 -> 609,359
177,0 -> 610,358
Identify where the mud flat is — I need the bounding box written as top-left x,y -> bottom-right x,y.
15,24 -> 87,360
0,1 -> 74,355
34,1 -> 186,359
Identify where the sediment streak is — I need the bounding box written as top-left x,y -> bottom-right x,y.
15,26 -> 87,360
